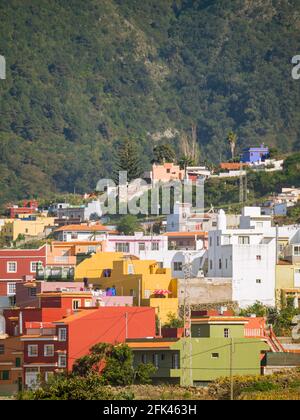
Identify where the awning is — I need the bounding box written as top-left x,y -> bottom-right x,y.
153,290 -> 171,295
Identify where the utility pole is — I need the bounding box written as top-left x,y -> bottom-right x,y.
182,254 -> 193,387
230,338 -> 234,401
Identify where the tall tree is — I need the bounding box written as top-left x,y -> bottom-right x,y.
152,144 -> 176,164
114,140 -> 143,183
227,131 -> 238,160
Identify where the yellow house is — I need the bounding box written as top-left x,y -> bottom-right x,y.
276,260 -> 300,308
0,217 -> 56,242
75,252 -> 178,323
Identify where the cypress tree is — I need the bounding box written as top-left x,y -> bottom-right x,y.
114,139 -> 143,183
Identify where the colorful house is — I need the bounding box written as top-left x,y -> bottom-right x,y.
151,163 -> 185,185
0,334 -> 23,395
128,314 -> 269,386
53,223 -> 116,242
21,306 -> 155,387
0,217 -> 55,242
75,253 -> 178,323
241,144 -> 269,164
0,246 -> 47,308
276,260 -> 300,308
8,200 -> 38,219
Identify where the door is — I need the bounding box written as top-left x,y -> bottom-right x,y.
25,369 -> 39,389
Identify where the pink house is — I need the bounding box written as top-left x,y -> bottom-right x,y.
151,163 -> 185,184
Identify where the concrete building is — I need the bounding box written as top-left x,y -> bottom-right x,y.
129,313 -> 269,385
150,163 -> 184,185
75,253 -> 178,323
54,200 -> 102,222
207,208 -> 277,308
241,144 -> 269,164
54,223 -> 116,242
20,305 -> 155,387
0,217 -> 56,242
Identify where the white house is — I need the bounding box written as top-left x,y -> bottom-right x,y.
207,209 -> 277,308
103,232 -> 206,278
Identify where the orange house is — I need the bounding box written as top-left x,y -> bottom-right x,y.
152,163 -> 185,184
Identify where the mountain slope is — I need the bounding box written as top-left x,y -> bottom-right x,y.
0,0 -> 300,204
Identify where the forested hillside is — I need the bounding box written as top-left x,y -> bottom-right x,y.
1,0 -> 300,204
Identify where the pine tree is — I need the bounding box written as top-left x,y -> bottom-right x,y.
114,140 -> 143,183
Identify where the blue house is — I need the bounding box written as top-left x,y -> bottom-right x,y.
241,144 -> 269,164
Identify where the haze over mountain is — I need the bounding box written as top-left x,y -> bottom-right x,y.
1,0 -> 300,203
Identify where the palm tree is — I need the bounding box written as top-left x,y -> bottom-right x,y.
227,131 -> 238,160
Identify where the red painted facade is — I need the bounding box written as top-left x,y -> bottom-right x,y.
0,246 -> 47,297
20,306 -> 156,383
8,200 -> 38,219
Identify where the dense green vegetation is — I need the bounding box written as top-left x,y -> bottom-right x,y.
239,299 -> 300,336
1,0 -> 300,205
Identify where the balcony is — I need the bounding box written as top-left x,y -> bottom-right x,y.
47,256 -> 77,266
36,266 -> 74,281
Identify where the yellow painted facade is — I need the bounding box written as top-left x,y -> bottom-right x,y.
75,252 -> 179,323
276,262 -> 300,308
0,217 -> 56,241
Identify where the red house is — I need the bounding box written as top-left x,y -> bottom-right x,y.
8,200 -> 38,219
21,305 -> 155,387
0,246 -> 47,306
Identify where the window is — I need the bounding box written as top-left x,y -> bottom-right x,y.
211,353 -> 219,359
172,353 -> 179,369
219,259 -> 222,270
71,233 -> 78,240
217,237 -> 220,246
28,288 -> 37,297
30,261 -> 41,273
151,242 -> 159,251
58,354 -> 67,368
88,246 -> 96,253
28,345 -> 38,357
44,345 -> 54,357
294,246 -> 300,256
72,300 -> 80,310
7,283 -> 16,296
129,289 -> 136,298
225,259 -> 228,269
197,327 -> 201,337
238,236 -> 250,245
115,243 -> 129,253
161,354 -> 165,361
210,260 -> 213,270
58,328 -> 67,342
256,279 -> 262,284
128,264 -> 134,274
174,262 -> 183,272
256,255 -> 262,261
138,243 -> 145,252
0,345 -> 4,355
224,328 -> 230,338
144,290 -> 151,299
153,353 -> 159,369
209,237 -> 212,247
15,358 -> 21,368
7,262 -> 17,273
142,354 -> 147,364
0,371 -> 9,380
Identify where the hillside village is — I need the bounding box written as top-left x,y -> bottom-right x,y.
0,143 -> 300,399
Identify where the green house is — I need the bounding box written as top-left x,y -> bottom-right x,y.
128,315 -> 269,386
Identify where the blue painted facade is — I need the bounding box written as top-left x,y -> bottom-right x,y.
241,144 -> 269,163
